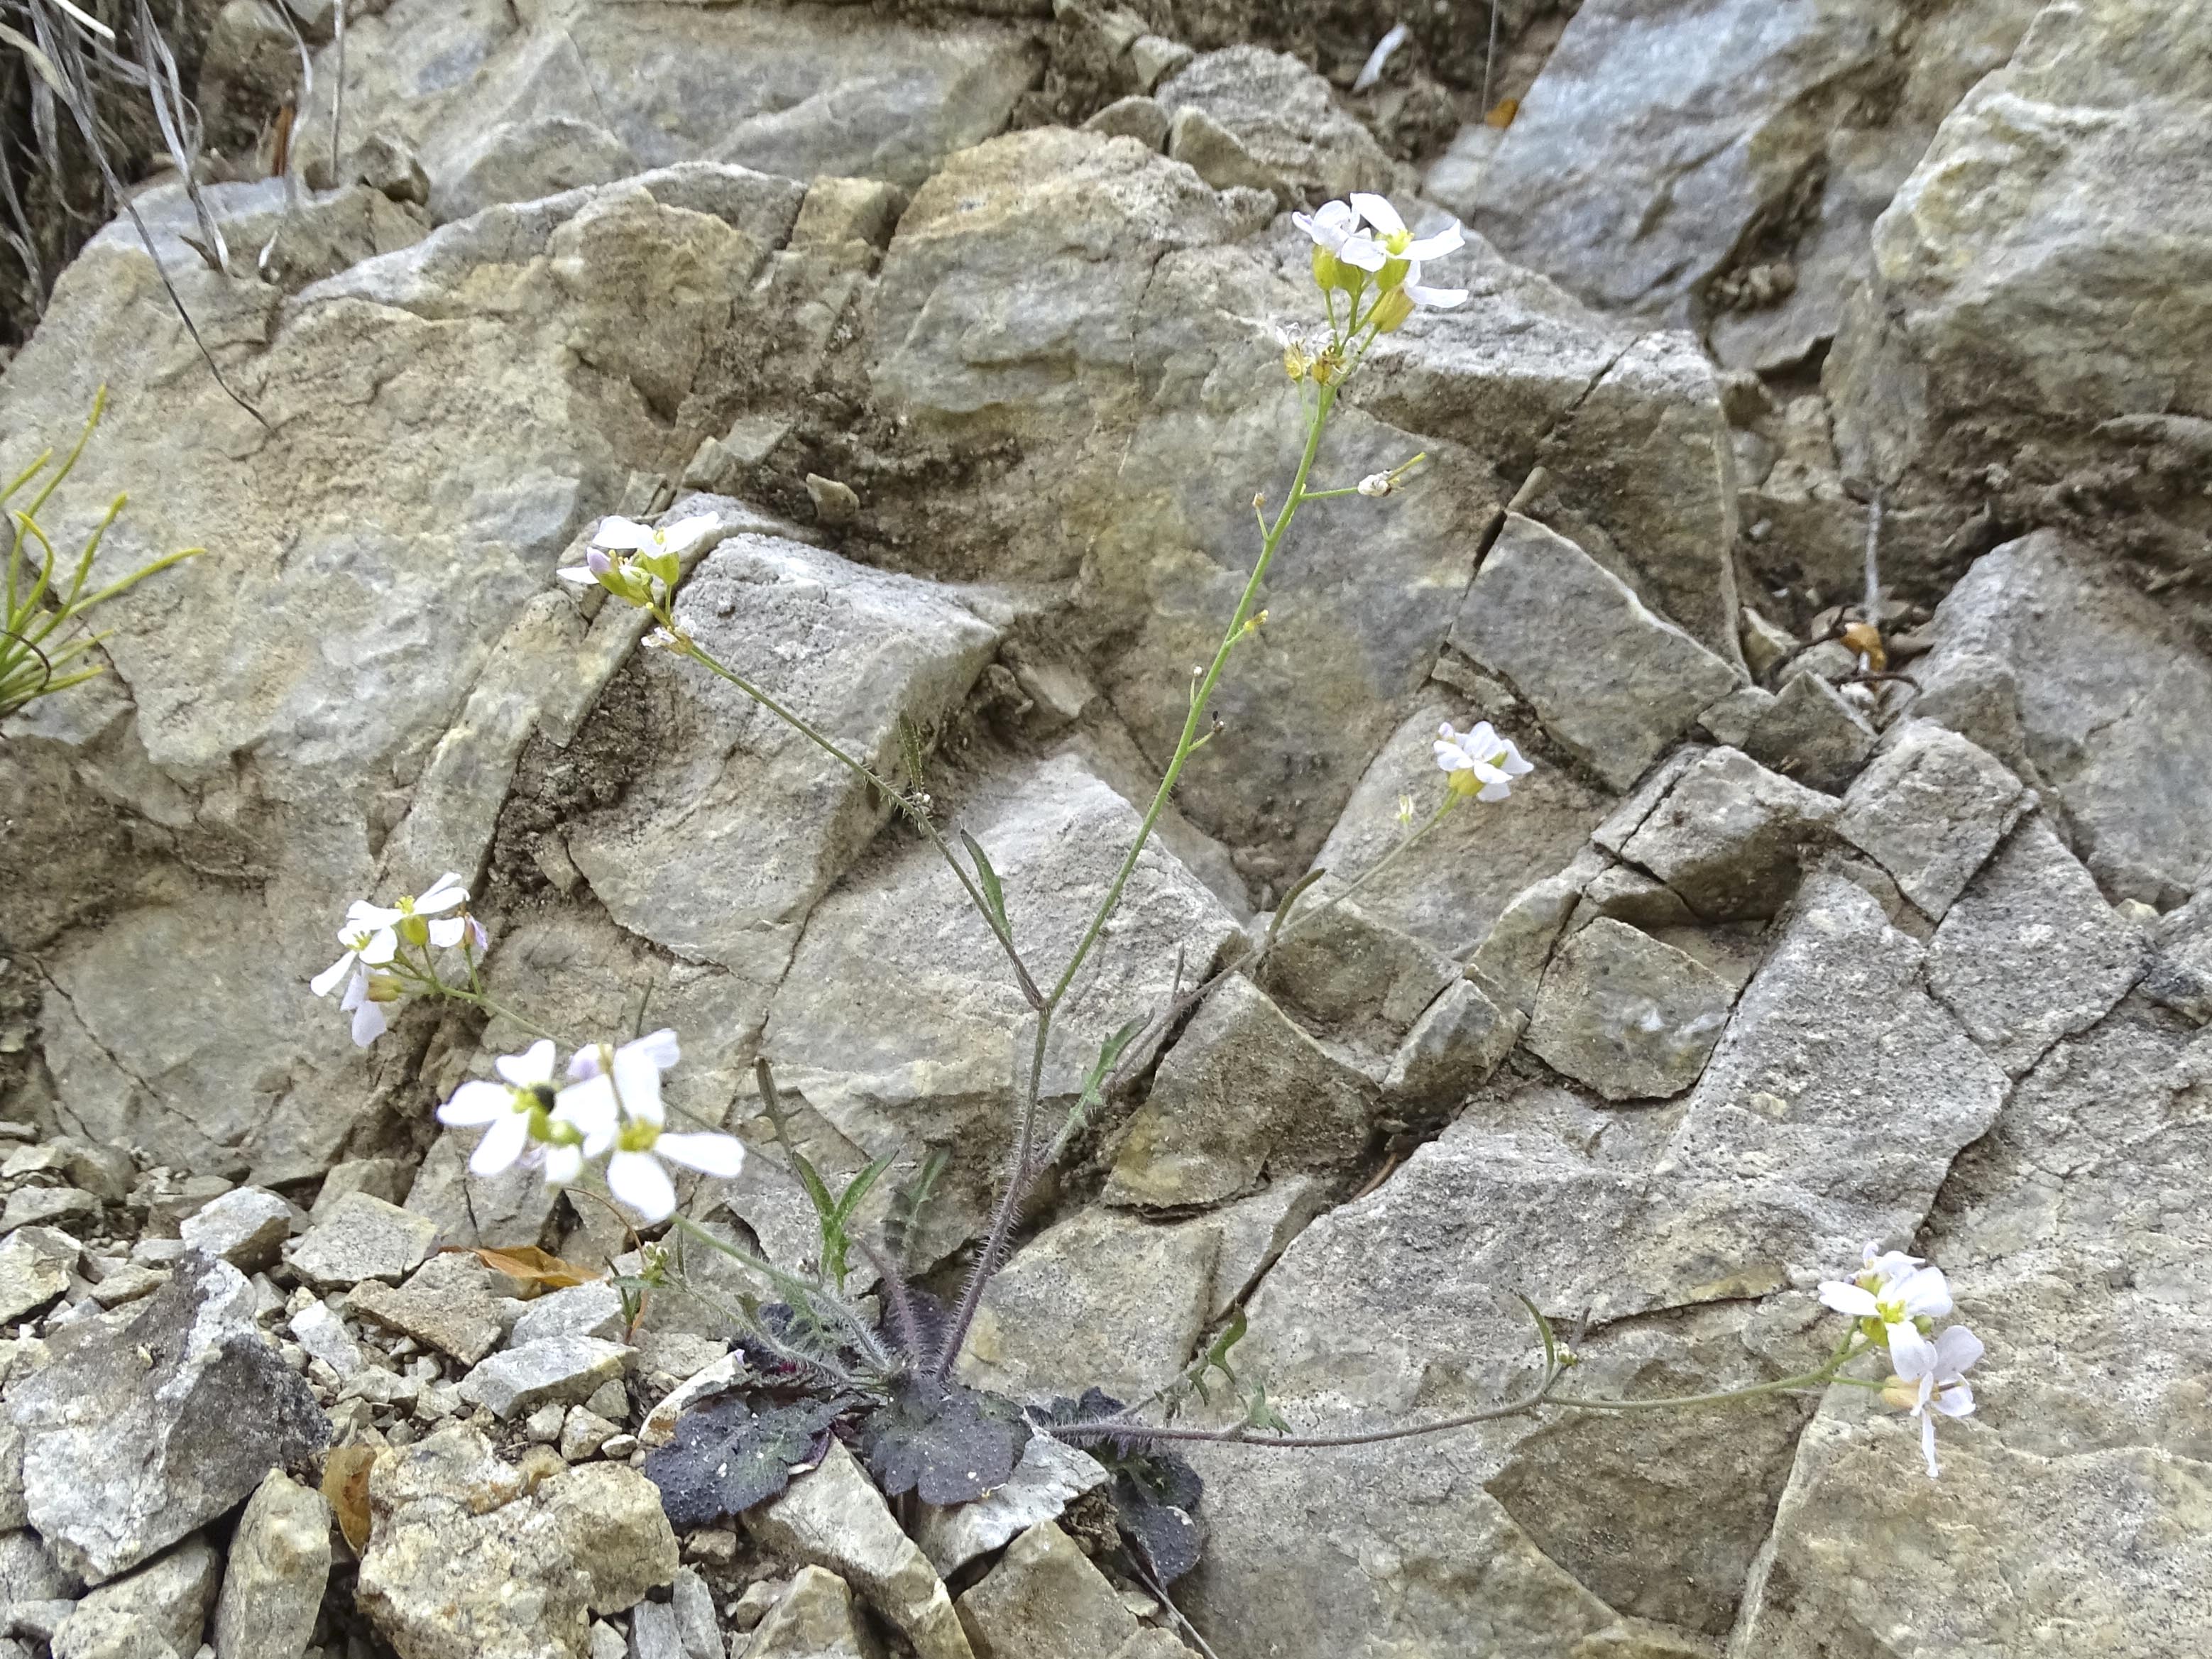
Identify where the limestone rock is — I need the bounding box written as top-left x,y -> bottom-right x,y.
1466,0 -> 1898,317
1452,515 -> 1740,792
1105,975 -> 1375,1209
1527,919 -> 1736,1102
1383,977 -> 1522,1105
212,1471 -> 330,1659
916,1435 -> 1110,1578
568,536 -> 998,985
1153,48 -> 1395,203
287,1298 -> 363,1379
358,1425 -> 677,1659
347,1253 -> 510,1366
1205,1175 -> 1334,1321
0,1188 -> 98,1235
1619,747 -> 1840,921
9,1254 -> 329,1582
1835,719 -> 2030,920
746,1442 -> 972,1659
2145,893 -> 2212,1024
512,1280 -> 627,1348
958,1208 -> 1219,1406
1909,531 -> 2212,907
1927,816 -> 2148,1076
956,1521 -> 1138,1659
745,1567 -> 879,1659
1741,671 -> 1877,793
1260,900 -> 1460,1047
50,1536 -> 219,1659
176,1186 -> 293,1272
284,1194 -> 441,1291
0,1227 -> 78,1324
1467,850 -> 1612,1019
459,1337 -> 633,1422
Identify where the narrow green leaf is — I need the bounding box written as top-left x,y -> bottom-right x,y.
1080,1016 -> 1146,1108
831,1152 -> 897,1227
896,712 -> 929,794
960,831 -> 1009,929
789,1151 -> 836,1226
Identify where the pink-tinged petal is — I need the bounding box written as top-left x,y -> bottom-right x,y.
467,916 -> 491,952
1819,1281 -> 1880,1318
568,1043 -> 607,1081
542,1144 -> 584,1187
415,875 -> 469,914
358,929 -> 399,967
608,1151 -> 677,1222
439,1079 -> 513,1128
312,952 -> 356,998
468,1110 -> 532,1178
497,1040 -> 558,1090
625,1029 -> 682,1071
1402,224 -> 1464,261
1888,1322 -> 1936,1381
1436,721 -> 1459,740
350,995 -> 388,1048
427,916 -> 466,949
657,1132 -> 745,1179
1920,1409 -> 1941,1478
1932,1324 -> 1984,1377
1349,192 -> 1406,237
591,517 -> 658,551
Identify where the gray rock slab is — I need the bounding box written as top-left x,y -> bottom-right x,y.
459,1337 -> 633,1423
177,1186 -> 294,1272
1383,976 -> 1523,1105
916,1436 -> 1110,1578
9,1254 -> 329,1582
1528,918 -> 1737,1101
1836,719 -> 2030,919
212,1471 -> 330,1659
955,1521 -> 1137,1659
1742,669 -> 1878,793
1154,47 -> 1394,203
0,1188 -> 99,1236
0,1227 -> 78,1323
1619,746 -> 1841,921
50,1535 -> 219,1659
745,1567 -> 877,1659
510,1280 -> 626,1349
284,1193 -> 441,1291
347,1252 -> 510,1365
1452,515 -> 1740,791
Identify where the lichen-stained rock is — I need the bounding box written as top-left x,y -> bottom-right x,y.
358,1425 -> 677,1659
3,163 -> 806,1181
1655,874 -> 2006,1283
9,1255 -> 329,1583
292,0 -> 1042,217
1619,747 -> 1841,921
1927,816 -> 2148,1076
1153,47 -> 1397,203
1825,0 -> 2212,577
567,537 -> 998,982
1738,1008 -> 2212,1653
1105,974 -> 1376,1209
1452,516 -> 1741,792
1526,918 -> 1736,1102
1834,718 -> 2030,920
958,1208 -> 1220,1404
1910,532 -> 2212,908
50,1535 -> 220,1659
1301,695 -> 1614,957
1465,0 -> 1902,318
765,752 -> 1241,1254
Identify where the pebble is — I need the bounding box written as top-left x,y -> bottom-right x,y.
283,1194 -> 440,1291
458,1337 -> 633,1422
177,1186 -> 294,1272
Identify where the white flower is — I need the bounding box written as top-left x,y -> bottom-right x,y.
1861,1240 -> 1924,1282
557,547 -> 617,588
312,917 -> 396,999
1293,199 -> 1381,269
588,512 -> 721,555
1433,721 -> 1535,801
1401,261 -> 1469,311
1885,1323 -> 1983,1479
1819,1259 -> 1954,1345
1349,194 -> 1465,264
552,1030 -> 740,1222
337,968 -> 388,1048
342,874 -> 471,947
437,1040 -> 559,1178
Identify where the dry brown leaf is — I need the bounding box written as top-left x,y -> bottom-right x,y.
1486,98 -> 1520,129
323,1445 -> 378,1555
1841,620 -> 1888,672
469,1245 -> 601,1290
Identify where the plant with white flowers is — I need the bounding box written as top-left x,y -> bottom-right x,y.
305,196 -> 1985,1597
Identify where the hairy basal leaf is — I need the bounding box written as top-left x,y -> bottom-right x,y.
860,1378 -> 1029,1506
644,1394 -> 848,1524
1112,1455 -> 1206,1583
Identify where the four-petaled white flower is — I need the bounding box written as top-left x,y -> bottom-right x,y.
558,512 -> 724,589
348,873 -> 472,948
1819,1257 -> 1954,1347
552,1030 -> 743,1222
437,1041 -> 569,1180
1293,195 -> 1469,312
1434,721 -> 1535,801
312,916 -> 396,1000
1884,1323 -> 1983,1479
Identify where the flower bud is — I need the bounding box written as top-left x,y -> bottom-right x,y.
1311,245 -> 1355,293
365,973 -> 404,1004
1369,287 -> 1416,334
1357,472 -> 1394,498
398,913 -> 430,948
1375,255 -> 1411,293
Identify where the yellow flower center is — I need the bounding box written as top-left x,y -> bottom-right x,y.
616,1119 -> 661,1154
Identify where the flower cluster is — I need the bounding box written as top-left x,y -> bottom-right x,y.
558,513 -> 723,610
1822,1243 -> 1983,1478
1293,194 -> 1469,326
1433,721 -> 1534,801
311,873 -> 486,1047
437,1031 -> 745,1223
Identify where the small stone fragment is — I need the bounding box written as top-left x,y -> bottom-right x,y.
310,1159 -> 412,1220
50,1535 -> 219,1659
459,1337 -> 634,1422
287,1301 -> 363,1379
745,1566 -> 875,1659
87,1264 -> 168,1310
1527,919 -> 1737,1101
178,1187 -> 295,1272
561,1408 -> 618,1462
729,1579 -> 781,1632
628,1599 -> 682,1659
1835,719 -> 2030,920
1620,747 -> 1839,921
0,1187 -> 99,1236
1382,977 -> 1522,1103
1742,670 -> 1878,792
917,1434 -> 1110,1577
347,1254 -> 508,1366
804,473 -> 860,527
955,1521 -> 1138,1659
1081,95 -> 1168,148
1697,683 -> 1776,748
510,1280 -> 626,1348
671,1567 -> 720,1659
212,1470 -> 330,1659
747,1442 -> 972,1659
58,1143 -> 136,1205
525,1402 -> 569,1445
284,1194 -> 441,1291
0,1226 -> 80,1327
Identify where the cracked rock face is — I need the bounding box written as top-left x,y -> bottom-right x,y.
4,4 -> 2212,1657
